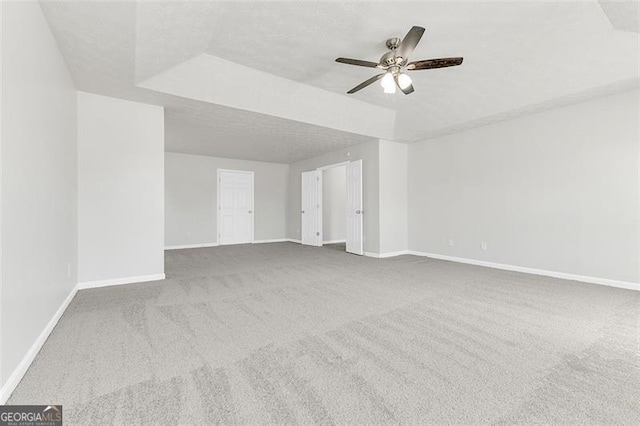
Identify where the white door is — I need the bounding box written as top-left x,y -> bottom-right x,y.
301,170 -> 322,246
346,160 -> 363,255
218,170 -> 254,245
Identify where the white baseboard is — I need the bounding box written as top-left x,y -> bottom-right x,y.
0,272 -> 168,403
287,239 -> 348,246
253,239 -> 288,244
0,283 -> 79,404
365,251 -> 410,258
167,240 -> 293,248
407,250 -> 639,291
165,242 -> 218,250
323,239 -> 346,245
366,251 -> 411,258
378,250 -> 410,258
78,273 -> 166,290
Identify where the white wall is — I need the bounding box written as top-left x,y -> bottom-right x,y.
165,152 -> 289,247
322,165 -> 346,243
379,140 -> 408,254
288,140 -> 380,253
408,90 -> 640,284
1,1 -> 77,387
78,92 -> 164,284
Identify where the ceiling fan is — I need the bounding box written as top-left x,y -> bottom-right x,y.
335,26 -> 463,95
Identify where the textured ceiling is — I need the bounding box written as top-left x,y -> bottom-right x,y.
164,100 -> 374,164
40,0 -> 640,162
599,0 -> 640,33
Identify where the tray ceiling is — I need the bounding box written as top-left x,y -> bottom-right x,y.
40,0 -> 639,162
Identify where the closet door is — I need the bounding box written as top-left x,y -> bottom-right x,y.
218,170 -> 254,245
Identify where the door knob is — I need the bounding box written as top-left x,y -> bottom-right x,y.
301,210 -> 305,214
356,209 -> 362,214
248,210 -> 252,214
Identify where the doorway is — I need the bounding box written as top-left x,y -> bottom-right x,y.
322,164 -> 347,245
301,160 -> 363,255
217,169 -> 254,245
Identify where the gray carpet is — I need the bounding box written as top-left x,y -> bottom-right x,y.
9,242 -> 640,424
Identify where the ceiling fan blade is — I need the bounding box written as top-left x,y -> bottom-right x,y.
406,57 -> 463,70
335,58 -> 380,68
394,74 -> 414,95
347,73 -> 385,94
396,26 -> 425,63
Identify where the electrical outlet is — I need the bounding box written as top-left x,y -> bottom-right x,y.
448,238 -> 454,247
481,242 -> 488,251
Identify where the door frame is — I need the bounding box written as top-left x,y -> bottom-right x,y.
300,161 -> 352,248
345,159 -> 364,255
316,161 -> 349,246
216,169 -> 255,245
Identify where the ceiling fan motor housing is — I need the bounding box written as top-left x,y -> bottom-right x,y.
380,50 -> 398,67
382,37 -> 408,67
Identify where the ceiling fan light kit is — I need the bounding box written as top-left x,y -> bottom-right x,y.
397,73 -> 413,90
381,72 -> 396,93
336,26 -> 463,95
